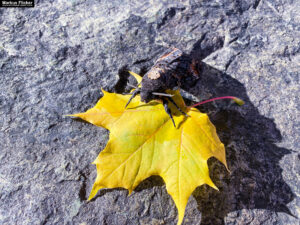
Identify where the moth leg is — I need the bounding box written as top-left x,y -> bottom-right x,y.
127,83 -> 138,89
167,96 -> 189,117
163,98 -> 176,127
125,88 -> 141,108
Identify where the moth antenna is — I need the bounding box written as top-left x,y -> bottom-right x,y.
167,97 -> 189,117
127,83 -> 138,89
152,92 -> 174,97
125,88 -> 140,108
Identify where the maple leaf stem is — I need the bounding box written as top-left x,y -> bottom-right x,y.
188,96 -> 244,108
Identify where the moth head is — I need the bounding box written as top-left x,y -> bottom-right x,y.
140,90 -> 154,103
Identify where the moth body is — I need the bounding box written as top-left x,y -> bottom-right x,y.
139,47 -> 200,103
126,47 -> 200,126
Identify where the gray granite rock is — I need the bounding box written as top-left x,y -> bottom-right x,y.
0,0 -> 299,225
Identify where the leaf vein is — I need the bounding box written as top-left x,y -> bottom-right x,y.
189,116 -> 220,153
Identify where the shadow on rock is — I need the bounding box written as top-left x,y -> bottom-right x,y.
183,43 -> 295,224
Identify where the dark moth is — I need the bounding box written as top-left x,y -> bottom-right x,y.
126,47 -> 200,127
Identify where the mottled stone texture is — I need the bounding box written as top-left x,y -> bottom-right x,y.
0,0 -> 299,224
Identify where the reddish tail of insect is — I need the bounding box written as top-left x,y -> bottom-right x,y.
188,96 -> 244,108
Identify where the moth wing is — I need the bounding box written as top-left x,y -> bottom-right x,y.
147,47 -> 183,80
155,47 -> 183,64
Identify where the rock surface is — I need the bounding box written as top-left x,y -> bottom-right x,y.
0,0 -> 299,224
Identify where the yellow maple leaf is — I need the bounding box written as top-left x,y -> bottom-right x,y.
71,74 -> 228,225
